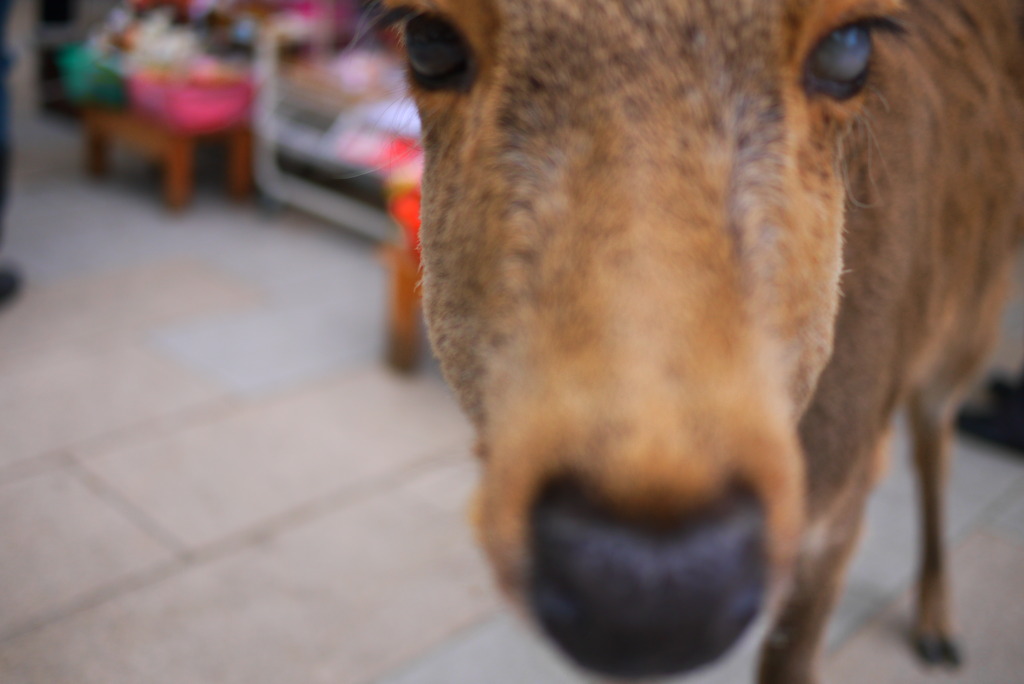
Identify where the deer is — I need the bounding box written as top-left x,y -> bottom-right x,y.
379,0 -> 1024,681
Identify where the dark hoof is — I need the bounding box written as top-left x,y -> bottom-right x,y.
914,635 -> 963,668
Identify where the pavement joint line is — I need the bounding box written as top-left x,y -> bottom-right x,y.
0,557 -> 188,647
58,366 -> 459,463
827,595 -> 908,661
0,393 -> 241,480
971,467 -> 1024,540
826,451 -> 1024,654
180,444 -> 470,566
947,460 -> 1024,547
0,451 -> 75,487
65,456 -> 191,559
0,302 -> 267,366
969,526 -> 1024,551
830,489 -> 1024,660
221,363 -> 445,407
68,394 -> 243,462
0,445 -> 472,648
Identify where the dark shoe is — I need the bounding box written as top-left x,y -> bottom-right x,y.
0,266 -> 21,309
957,375 -> 1024,454
987,377 -> 1016,403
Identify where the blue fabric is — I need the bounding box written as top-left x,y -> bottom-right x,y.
0,0 -> 9,245
0,0 -> 10,146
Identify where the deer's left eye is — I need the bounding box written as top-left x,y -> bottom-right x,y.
405,14 -> 474,91
805,24 -> 873,100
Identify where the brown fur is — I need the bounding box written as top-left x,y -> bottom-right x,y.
386,0 -> 1024,681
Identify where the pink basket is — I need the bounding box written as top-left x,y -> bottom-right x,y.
129,74 -> 253,134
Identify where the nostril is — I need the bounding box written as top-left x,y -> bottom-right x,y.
534,576 -> 583,626
530,479 -> 765,678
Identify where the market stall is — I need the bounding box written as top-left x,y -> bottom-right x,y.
61,1 -> 423,226
61,0 -> 427,368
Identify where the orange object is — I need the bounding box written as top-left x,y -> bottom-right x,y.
388,187 -> 422,263
382,141 -> 424,371
383,137 -> 424,263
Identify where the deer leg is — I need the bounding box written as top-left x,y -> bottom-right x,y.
758,475 -> 871,684
908,395 -> 962,667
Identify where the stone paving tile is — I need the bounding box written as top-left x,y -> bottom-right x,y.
0,466 -> 498,684
0,468 -> 175,640
7,177 -> 227,285
844,435 -> 1024,597
78,368 -> 474,549
9,117 -> 84,190
988,477 -> 1024,545
182,235 -> 394,383
0,453 -> 71,487
988,254 -> 1024,374
153,299 -> 386,396
375,612 -> 765,684
8,168 -> 383,299
396,457 -> 479,516
0,339 -> 225,471
166,210 -> 387,305
826,583 -> 890,651
373,616 -> 585,684
0,259 -> 262,359
828,532 -> 1024,684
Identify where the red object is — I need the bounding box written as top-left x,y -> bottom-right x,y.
388,188 -> 422,264
383,136 -> 424,264
129,74 -> 253,134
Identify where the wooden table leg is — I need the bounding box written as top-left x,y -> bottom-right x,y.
227,127 -> 253,201
164,137 -> 195,211
85,120 -> 109,178
383,244 -> 422,372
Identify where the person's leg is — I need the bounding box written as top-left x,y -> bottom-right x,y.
0,0 -> 21,310
0,141 -> 15,306
38,0 -> 77,115
0,268 -> 17,308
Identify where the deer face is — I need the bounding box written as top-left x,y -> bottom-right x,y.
388,0 -> 903,676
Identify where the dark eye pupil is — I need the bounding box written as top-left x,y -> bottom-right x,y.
406,15 -> 471,89
807,25 -> 872,98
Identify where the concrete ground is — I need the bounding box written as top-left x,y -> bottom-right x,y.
2,11 -> 1024,684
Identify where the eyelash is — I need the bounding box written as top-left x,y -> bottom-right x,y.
374,6 -> 419,32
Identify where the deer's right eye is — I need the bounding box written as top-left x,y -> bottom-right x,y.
405,14 -> 474,92
804,24 -> 873,100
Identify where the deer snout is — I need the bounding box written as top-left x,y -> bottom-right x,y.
529,480 -> 765,679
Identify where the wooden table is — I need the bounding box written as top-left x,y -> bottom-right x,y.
83,107 -> 253,211
380,243 -> 422,373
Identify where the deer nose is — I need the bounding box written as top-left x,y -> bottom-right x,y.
529,480 -> 766,678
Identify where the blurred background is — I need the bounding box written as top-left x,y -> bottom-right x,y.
0,1 -> 1022,683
